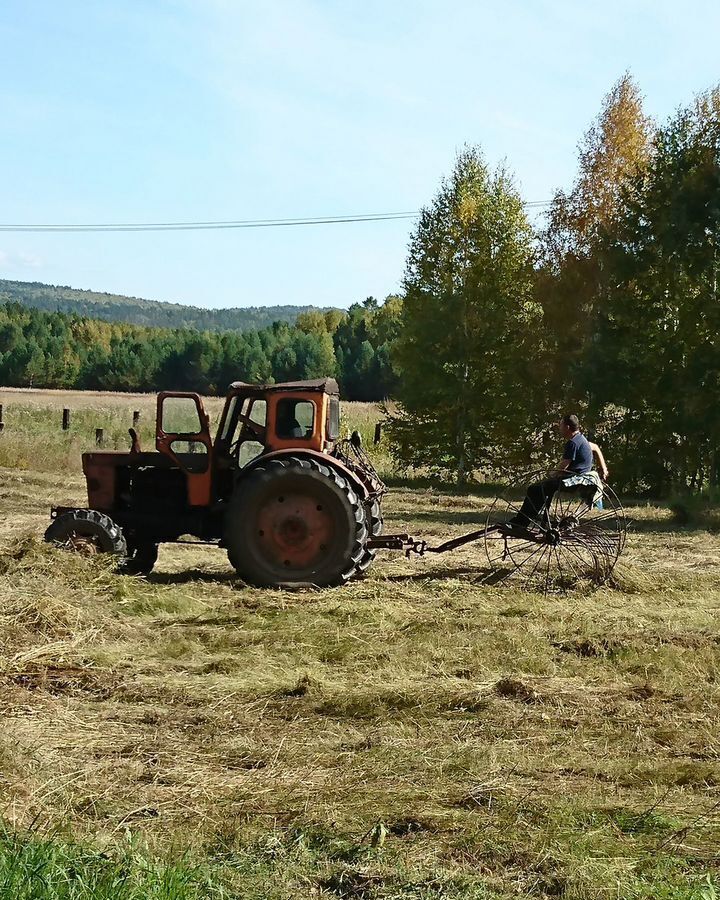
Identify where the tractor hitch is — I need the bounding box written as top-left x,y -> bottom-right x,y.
368,525 -> 511,559
424,526 -> 498,553
366,534 -> 428,557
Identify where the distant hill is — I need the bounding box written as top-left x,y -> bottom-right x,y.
0,279 -> 332,332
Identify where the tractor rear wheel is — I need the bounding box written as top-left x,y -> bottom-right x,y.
356,498 -> 383,575
44,509 -> 127,557
225,456 -> 368,587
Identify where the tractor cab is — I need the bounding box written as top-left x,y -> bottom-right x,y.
150,378 -> 342,508
213,377 -> 341,464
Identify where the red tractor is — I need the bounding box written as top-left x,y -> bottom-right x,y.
45,379 -> 385,586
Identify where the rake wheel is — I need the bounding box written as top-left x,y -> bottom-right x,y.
483,469 -> 627,592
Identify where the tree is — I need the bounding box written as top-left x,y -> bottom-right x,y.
330,296 -> 402,399
387,147 -> 540,480
539,74 -> 653,405
583,86 -> 720,492
295,310 -> 330,336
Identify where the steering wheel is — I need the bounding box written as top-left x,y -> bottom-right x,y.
229,414 -> 266,458
239,413 -> 265,438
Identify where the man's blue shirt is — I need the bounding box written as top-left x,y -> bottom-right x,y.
563,432 -> 593,474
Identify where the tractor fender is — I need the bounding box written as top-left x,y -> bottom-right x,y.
241,449 -> 371,500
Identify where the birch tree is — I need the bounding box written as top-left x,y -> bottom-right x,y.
539,74 -> 653,406
388,147 -> 539,480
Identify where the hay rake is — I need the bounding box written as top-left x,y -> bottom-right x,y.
370,470 -> 627,592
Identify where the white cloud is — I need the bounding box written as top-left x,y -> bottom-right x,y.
0,249 -> 43,269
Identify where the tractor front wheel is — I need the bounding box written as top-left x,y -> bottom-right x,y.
44,509 -> 127,558
225,457 -> 368,587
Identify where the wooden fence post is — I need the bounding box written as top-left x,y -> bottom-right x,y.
374,423 -> 382,445
95,428 -> 104,446
62,408 -> 71,431
133,410 -> 141,427
0,404 -> 4,433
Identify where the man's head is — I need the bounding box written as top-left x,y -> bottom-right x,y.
558,414 -> 580,439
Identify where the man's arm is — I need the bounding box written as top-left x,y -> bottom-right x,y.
588,441 -> 609,481
547,439 -> 574,477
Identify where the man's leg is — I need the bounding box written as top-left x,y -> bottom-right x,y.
511,478 -> 562,528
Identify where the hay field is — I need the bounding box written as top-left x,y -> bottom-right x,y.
0,390 -> 719,898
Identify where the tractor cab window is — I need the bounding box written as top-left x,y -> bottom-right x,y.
220,397 -> 238,441
248,399 -> 267,428
169,439 -> 209,473
161,396 -> 202,435
276,399 -> 314,440
231,398 -> 267,467
327,397 -> 340,441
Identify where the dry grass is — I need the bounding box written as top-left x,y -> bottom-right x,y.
1,430 -> 720,897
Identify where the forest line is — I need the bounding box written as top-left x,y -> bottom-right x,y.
0,295 -> 400,402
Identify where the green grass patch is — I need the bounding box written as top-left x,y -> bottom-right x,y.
0,826 -> 233,900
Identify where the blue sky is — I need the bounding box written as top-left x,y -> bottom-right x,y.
0,0 -> 718,309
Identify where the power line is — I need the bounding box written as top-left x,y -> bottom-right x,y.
0,212 -> 419,233
0,202 -> 552,233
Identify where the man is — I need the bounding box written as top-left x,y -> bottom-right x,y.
510,414 -> 609,529
276,400 -> 305,439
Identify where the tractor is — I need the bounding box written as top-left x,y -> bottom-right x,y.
45,379 -> 385,586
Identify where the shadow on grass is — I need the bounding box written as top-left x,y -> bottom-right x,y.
157,613 -> 251,628
386,478 -> 719,537
148,568 -> 237,586
381,566 -> 508,585
407,499 -> 709,537
402,509 -> 490,527
618,514 -> 717,535
383,475 -> 505,497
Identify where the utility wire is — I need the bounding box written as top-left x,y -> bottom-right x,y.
0,212 -> 418,233
0,202 -> 552,233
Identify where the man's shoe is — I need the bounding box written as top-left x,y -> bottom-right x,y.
506,515 -> 533,531
507,513 -> 546,532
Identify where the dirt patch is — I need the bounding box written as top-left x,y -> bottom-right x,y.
551,637 -> 620,658
388,818 -> 434,836
318,869 -> 388,899
7,665 -> 118,699
494,676 -> 539,703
